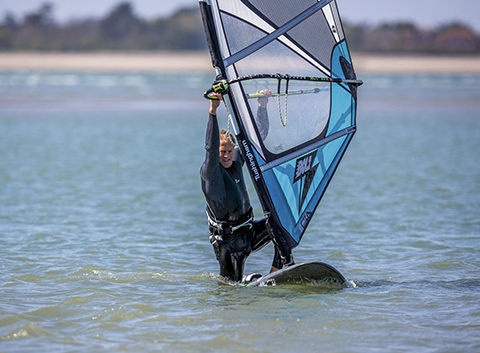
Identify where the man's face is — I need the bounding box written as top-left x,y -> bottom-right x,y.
219,140 -> 234,169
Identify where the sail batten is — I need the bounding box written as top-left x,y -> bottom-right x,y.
259,125 -> 356,173
200,0 -> 361,252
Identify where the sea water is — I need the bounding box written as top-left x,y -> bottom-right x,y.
0,70 -> 479,352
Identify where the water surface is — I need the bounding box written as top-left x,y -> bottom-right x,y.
1,71 -> 479,352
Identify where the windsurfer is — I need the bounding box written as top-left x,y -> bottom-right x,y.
201,90 -> 294,282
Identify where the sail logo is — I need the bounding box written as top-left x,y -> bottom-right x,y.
242,140 -> 261,181
295,155 -> 314,180
293,151 -> 319,213
299,212 -> 314,233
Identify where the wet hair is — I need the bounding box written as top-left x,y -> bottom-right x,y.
219,129 -> 236,146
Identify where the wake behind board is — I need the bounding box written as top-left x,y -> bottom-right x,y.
247,262 -> 346,287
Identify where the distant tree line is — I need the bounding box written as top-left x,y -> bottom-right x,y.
345,22 -> 480,54
0,2 -> 205,51
0,2 -> 479,54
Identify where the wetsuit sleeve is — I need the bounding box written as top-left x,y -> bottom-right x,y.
256,106 -> 269,141
202,113 -> 220,178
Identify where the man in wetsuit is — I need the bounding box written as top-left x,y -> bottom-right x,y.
200,91 -> 293,282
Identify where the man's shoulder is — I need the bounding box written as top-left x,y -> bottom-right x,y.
234,146 -> 244,160
230,160 -> 245,176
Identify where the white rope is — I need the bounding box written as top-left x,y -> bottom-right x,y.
277,87 -> 288,127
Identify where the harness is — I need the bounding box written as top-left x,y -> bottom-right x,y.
207,211 -> 254,243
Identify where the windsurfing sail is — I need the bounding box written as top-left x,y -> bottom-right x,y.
199,0 -> 362,255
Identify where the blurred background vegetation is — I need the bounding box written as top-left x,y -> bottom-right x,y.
0,2 -> 479,53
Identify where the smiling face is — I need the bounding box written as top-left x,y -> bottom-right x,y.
219,139 -> 234,169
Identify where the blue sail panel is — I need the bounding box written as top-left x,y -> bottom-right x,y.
262,133 -> 352,243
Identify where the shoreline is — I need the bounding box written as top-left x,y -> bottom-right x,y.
0,51 -> 479,74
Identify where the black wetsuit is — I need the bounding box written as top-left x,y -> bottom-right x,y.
200,113 -> 281,282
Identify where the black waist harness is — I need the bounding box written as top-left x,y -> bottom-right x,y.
207,211 -> 253,237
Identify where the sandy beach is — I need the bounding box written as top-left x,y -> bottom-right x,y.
0,51 -> 479,74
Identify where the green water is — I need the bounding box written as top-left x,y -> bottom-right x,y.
1,72 -> 479,352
